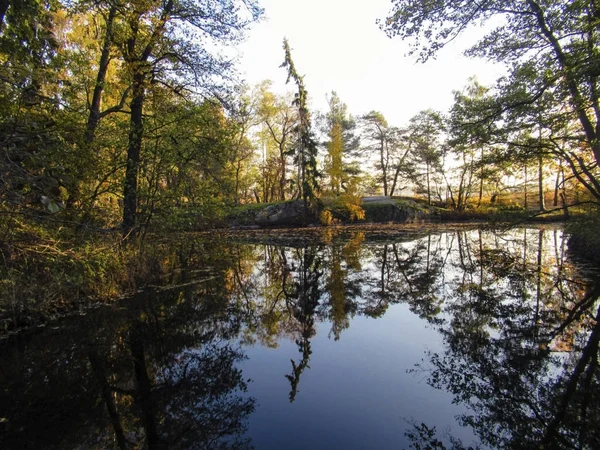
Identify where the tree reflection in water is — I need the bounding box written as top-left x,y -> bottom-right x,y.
0,227 -> 598,449
0,241 -> 256,449
405,228 -> 600,449
226,227 -> 600,448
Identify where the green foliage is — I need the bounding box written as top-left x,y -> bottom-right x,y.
151,204 -> 228,232
252,80 -> 298,203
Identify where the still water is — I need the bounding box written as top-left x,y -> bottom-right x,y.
1,226 -> 599,449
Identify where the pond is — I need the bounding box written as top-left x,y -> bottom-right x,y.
1,225 -> 599,449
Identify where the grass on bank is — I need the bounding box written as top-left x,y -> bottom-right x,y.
0,217 -> 169,333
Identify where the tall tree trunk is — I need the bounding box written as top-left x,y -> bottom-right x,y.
279,148 -> 286,201
380,137 -> 388,196
234,163 -> 241,205
538,152 -> 546,211
301,142 -> 307,224
389,163 -> 400,197
390,145 -> 411,197
122,75 -> 145,235
524,165 -> 528,209
426,160 -> 431,205
553,160 -> 563,207
85,5 -> 117,143
67,5 -> 118,211
465,156 -> 475,210
477,148 -> 484,207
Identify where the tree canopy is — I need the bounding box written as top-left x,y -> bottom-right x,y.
381,0 -> 600,202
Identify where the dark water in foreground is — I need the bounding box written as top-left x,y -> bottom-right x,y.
1,226 -> 599,449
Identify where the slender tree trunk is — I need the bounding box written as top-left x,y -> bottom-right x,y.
560,192 -> 570,219
538,152 -> 546,211
261,140 -> 267,203
280,156 -> 286,201
234,163 -> 241,205
390,146 -> 411,197
122,74 -> 145,235
380,137 -> 388,196
426,160 -> 431,205
553,161 -> 563,207
296,162 -> 301,200
465,157 -> 475,210
390,165 -> 400,196
68,5 -> 118,211
85,5 -> 117,143
524,165 -> 528,209
301,142 -> 307,224
477,148 -> 484,206
279,139 -> 287,200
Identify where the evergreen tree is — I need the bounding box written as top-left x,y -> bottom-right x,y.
280,38 -> 320,222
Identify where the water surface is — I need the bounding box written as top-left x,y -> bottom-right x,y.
1,226 -> 599,449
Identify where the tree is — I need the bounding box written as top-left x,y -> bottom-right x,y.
360,111 -> 406,196
380,0 -> 600,203
321,91 -> 358,195
406,110 -> 444,205
280,38 -> 320,223
0,0 -> 89,221
326,121 -> 344,194
80,1 -> 120,144
227,87 -> 262,205
447,78 -> 497,209
116,0 -> 262,235
135,96 -> 245,230
253,80 -> 298,202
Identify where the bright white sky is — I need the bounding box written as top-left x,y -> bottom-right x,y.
235,0 -> 505,126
